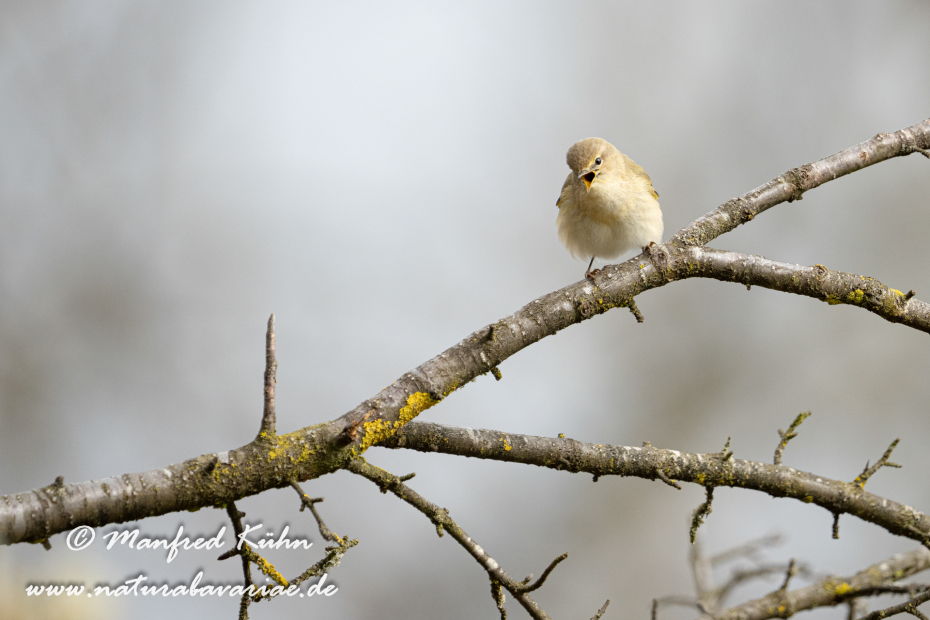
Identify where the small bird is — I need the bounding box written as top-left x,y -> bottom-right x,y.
556,137 -> 663,279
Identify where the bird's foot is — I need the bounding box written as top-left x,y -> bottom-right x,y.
643,242 -> 667,268
585,267 -> 602,280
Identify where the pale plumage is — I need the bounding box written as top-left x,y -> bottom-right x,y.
556,137 -> 663,278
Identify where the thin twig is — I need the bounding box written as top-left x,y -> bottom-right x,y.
778,559 -> 798,592
652,595 -> 703,615
691,487 -> 715,543
689,539 -> 713,602
656,469 -> 682,490
854,439 -> 902,488
222,490 -> 357,604
347,457 -> 557,620
519,553 -> 569,593
858,587 -> 930,620
856,585 -> 930,597
258,314 -> 277,438
591,599 -> 610,620
774,412 -> 811,465
491,579 -> 507,619
720,437 -> 733,461
710,533 -> 783,566
223,502 -> 254,620
289,480 -> 341,543
257,536 -> 358,600
712,562 -> 810,610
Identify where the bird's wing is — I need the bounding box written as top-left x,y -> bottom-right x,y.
624,155 -> 659,200
556,172 -> 573,207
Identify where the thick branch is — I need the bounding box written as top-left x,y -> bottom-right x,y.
380,422 -> 930,546
712,547 -> 930,620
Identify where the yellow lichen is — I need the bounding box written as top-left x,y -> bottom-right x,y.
825,295 -> 842,305
399,391 -> 440,425
802,495 -> 814,503
883,289 -> 906,316
358,391 -> 441,453
359,418 -> 396,453
846,289 -> 864,304
834,583 -> 853,595
254,555 -> 288,586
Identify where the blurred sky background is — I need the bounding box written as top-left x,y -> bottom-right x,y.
1,2 -> 929,619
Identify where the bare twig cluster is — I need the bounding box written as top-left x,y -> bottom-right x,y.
714,547 -> 930,620
346,457 -> 605,620
212,324 -> 357,619
652,534 -> 809,618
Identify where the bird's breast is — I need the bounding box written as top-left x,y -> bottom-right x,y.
570,182 -> 633,226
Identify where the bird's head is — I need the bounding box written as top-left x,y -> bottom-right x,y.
566,137 -> 614,191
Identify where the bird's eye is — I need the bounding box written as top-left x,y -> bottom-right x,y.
595,157 -> 602,165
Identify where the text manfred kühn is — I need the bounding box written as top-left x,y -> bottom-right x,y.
102,524 -> 312,563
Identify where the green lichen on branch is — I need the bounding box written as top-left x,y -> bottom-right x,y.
690,486 -> 715,543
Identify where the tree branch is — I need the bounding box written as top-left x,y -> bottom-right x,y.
2,119 -> 928,546
673,118 -> 930,246
713,547 -> 930,620
346,457 -> 561,620
858,588 -> 930,620
774,412 -> 811,466
380,422 -> 930,547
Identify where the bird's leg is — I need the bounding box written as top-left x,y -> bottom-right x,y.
585,257 -> 601,280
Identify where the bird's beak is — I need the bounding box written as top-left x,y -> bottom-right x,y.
578,168 -> 597,190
